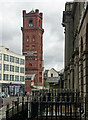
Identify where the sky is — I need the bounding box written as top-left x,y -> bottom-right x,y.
0,0 -> 73,71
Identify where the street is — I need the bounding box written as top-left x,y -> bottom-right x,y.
0,96 -> 23,120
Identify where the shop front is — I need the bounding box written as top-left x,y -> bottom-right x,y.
1,83 -> 25,96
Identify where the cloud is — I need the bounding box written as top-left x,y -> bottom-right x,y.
0,1 -> 66,71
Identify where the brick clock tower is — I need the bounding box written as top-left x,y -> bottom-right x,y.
21,9 -> 44,87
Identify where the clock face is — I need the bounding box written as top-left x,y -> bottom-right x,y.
29,20 -> 33,27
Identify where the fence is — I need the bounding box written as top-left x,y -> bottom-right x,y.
6,89 -> 88,120
6,97 -> 28,120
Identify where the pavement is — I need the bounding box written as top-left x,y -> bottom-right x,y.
0,96 -> 24,120
0,106 -> 6,120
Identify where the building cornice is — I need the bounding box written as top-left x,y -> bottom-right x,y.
21,27 -> 44,33
23,14 -> 42,19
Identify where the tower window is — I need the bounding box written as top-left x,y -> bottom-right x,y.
27,36 -> 29,42
33,36 -> 35,42
33,38 -> 35,42
29,20 -> 33,27
32,45 -> 35,49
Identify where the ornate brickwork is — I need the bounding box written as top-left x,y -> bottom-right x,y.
21,9 -> 44,86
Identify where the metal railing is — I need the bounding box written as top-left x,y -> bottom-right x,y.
6,89 -> 88,120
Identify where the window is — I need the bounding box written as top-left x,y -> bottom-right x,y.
20,59 -> 24,65
3,74 -> 8,81
35,57 -> 37,60
29,56 -> 32,60
15,66 -> 19,72
27,39 -> 29,42
20,67 -> 24,73
15,76 -> 19,81
10,75 -> 14,81
15,58 -> 19,64
20,76 -> 24,82
51,74 -> 53,77
0,64 -> 1,70
39,72 -> 42,75
32,45 -> 35,49
33,36 -> 35,42
0,74 -> 1,80
10,56 -> 14,62
4,64 -> 9,71
4,54 -> 9,61
26,45 -> 29,49
10,65 -> 14,72
27,36 -> 29,42
0,54 -> 2,60
29,20 -> 33,27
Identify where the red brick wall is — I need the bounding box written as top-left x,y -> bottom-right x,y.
25,80 -> 31,93
22,9 -> 44,86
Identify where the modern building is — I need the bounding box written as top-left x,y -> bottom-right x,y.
62,1 -> 88,100
0,46 -> 25,96
21,9 -> 44,87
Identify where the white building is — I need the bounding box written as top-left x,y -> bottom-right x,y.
48,68 -> 59,78
0,46 -> 25,96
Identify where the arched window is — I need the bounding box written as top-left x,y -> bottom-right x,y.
29,19 -> 33,27
32,45 -> 35,50
27,36 -> 29,42
33,36 -> 35,42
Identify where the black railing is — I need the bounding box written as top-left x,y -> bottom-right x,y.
6,97 -> 28,120
6,89 -> 88,120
